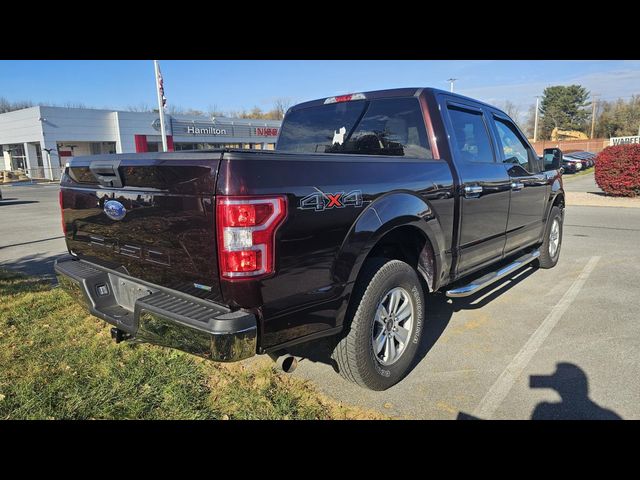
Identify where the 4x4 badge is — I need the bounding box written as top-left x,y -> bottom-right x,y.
299,189 -> 363,211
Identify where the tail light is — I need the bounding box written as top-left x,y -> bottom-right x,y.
59,190 -> 67,236
216,195 -> 287,279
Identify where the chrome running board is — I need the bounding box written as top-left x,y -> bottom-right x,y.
446,249 -> 540,298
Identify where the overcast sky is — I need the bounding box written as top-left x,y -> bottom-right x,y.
1,60 -> 638,114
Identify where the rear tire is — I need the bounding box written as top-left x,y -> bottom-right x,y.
332,258 -> 425,391
536,205 -> 563,269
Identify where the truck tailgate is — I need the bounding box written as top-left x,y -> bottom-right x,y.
59,152 -> 224,302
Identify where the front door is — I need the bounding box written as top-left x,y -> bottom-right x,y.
489,114 -> 548,255
443,100 -> 511,277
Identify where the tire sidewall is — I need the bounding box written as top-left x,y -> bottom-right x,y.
357,262 -> 425,389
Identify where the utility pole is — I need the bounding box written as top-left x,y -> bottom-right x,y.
447,78 -> 457,93
533,96 -> 540,143
590,95 -> 599,139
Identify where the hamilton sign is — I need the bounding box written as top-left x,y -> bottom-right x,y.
186,125 -> 228,135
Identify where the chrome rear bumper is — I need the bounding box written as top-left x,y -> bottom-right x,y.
54,257 -> 257,362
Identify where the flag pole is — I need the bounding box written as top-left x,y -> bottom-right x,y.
154,60 -> 168,152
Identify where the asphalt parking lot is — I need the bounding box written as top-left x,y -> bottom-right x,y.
1,174 -> 638,419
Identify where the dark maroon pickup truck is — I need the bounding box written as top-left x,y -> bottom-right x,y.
56,88 -> 565,390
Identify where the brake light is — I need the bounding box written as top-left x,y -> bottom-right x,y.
216,196 -> 287,279
59,190 -> 67,236
324,93 -> 366,104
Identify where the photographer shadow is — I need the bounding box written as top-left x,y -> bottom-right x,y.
458,362 -> 622,420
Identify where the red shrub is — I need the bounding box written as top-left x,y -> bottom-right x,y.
594,144 -> 640,197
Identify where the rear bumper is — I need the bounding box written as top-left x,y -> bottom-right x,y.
54,257 -> 257,362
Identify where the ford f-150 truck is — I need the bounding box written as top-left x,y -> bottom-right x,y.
55,88 -> 565,390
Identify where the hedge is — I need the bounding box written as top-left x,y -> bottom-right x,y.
594,144 -> 640,197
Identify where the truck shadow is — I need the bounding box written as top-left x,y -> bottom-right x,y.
457,362 -> 623,420
0,252 -> 67,282
288,263 -> 538,376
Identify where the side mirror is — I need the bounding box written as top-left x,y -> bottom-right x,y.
542,147 -> 563,171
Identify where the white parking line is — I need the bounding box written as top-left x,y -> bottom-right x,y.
471,256 -> 601,419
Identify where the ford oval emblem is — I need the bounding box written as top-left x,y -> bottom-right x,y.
104,200 -> 127,221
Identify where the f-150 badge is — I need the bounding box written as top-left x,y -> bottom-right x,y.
299,189 -> 363,211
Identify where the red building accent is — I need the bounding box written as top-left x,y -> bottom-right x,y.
134,134 -> 148,153
166,135 -> 174,152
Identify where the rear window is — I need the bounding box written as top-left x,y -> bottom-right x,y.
277,98 -> 432,159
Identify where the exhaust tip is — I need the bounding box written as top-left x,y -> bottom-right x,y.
281,355 -> 297,374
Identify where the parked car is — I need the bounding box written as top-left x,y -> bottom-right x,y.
562,155 -> 584,173
55,87 -> 565,390
564,151 -> 596,169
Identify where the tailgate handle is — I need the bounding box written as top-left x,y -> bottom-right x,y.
90,161 -> 123,188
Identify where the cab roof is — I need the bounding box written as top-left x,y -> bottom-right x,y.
287,87 -> 501,113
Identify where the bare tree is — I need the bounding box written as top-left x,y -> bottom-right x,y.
208,104 -> 226,117
0,97 -> 36,113
272,97 -> 293,119
125,103 -> 154,112
500,100 -> 522,126
62,101 -> 88,109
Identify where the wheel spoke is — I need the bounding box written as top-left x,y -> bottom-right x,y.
387,291 -> 398,315
396,299 -> 411,322
394,326 -> 409,345
384,335 -> 392,361
374,330 -> 386,355
388,336 -> 397,361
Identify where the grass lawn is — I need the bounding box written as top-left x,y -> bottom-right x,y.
0,269 -> 384,420
562,168 -> 594,181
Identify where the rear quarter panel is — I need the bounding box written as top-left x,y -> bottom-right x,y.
218,150 -> 454,349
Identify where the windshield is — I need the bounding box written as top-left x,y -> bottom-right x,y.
277,98 -> 432,159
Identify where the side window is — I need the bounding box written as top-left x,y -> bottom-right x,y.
493,117 -> 541,173
447,106 -> 494,163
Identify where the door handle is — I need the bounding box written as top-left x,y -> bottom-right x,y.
464,185 -> 483,198
511,181 -> 524,191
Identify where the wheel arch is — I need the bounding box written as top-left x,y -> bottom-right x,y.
332,192 -> 446,328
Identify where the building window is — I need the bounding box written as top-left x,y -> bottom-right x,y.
5,144 -> 27,170
90,142 -> 117,155
35,143 -> 43,166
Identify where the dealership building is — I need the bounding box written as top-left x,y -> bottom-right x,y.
0,106 -> 282,180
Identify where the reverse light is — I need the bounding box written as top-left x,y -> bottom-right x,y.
324,93 -> 366,104
216,196 -> 287,279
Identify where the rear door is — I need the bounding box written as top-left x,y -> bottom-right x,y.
441,98 -> 511,276
487,113 -> 548,255
60,152 -> 224,302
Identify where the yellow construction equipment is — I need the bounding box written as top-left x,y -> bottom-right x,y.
551,128 -> 589,141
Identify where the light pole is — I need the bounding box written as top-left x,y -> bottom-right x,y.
447,78 -> 458,93
590,94 -> 599,139
43,148 -> 56,181
533,96 -> 540,143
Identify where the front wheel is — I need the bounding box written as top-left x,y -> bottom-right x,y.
536,205 -> 563,269
332,258 -> 425,391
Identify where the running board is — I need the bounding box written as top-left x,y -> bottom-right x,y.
446,249 -> 540,298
